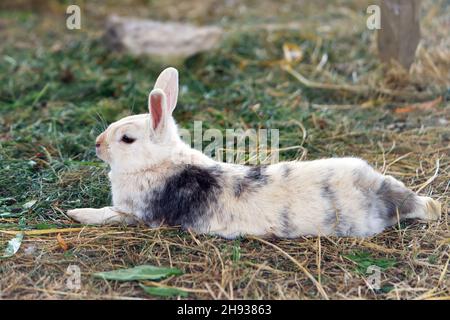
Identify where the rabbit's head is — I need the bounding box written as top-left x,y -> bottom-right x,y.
95,67 -> 182,173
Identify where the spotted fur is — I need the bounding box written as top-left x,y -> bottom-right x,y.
141,164 -> 222,229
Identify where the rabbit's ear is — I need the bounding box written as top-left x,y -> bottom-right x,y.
148,88 -> 168,132
154,67 -> 178,113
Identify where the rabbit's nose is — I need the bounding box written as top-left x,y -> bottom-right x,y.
96,132 -> 106,147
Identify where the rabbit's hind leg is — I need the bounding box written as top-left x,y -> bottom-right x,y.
378,175 -> 441,222
405,196 -> 441,221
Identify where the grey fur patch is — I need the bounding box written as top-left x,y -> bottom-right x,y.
245,165 -> 268,182
321,184 -> 336,205
376,179 -> 418,219
322,183 -> 339,231
322,176 -> 355,236
141,164 -> 222,229
282,164 -> 291,178
123,197 -> 134,209
234,165 -> 268,198
332,214 -> 354,236
280,206 -> 296,238
233,179 -> 244,198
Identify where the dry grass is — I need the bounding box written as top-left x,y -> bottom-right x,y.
0,0 -> 449,299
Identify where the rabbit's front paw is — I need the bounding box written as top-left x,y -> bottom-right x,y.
67,207 -> 135,225
67,208 -> 101,224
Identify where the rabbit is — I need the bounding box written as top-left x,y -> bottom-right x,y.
67,67 -> 442,238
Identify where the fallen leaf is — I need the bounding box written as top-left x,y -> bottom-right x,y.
238,59 -> 250,70
394,96 -> 442,114
1,232 -> 24,259
283,42 -> 303,64
35,223 -> 59,230
139,284 -> 188,298
22,200 -> 37,209
361,99 -> 380,109
56,233 -> 69,251
0,197 -> 16,205
92,265 -> 183,281
394,106 -> 414,114
312,113 -> 328,129
417,96 -> 443,109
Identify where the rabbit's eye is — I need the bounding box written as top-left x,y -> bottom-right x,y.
121,135 -> 136,144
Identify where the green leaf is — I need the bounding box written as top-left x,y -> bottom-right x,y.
1,232 -> 24,259
232,244 -> 241,262
140,284 -> 188,298
22,200 -> 37,209
34,223 -> 59,230
0,197 -> 16,205
344,251 -> 396,275
92,265 -> 183,281
381,285 -> 394,293
0,212 -> 17,218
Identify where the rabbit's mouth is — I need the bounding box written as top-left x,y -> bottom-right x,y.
95,132 -> 110,162
95,146 -> 102,158
95,144 -> 110,163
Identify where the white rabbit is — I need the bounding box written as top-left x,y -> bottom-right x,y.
67,67 -> 441,238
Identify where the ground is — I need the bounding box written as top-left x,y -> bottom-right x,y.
0,0 -> 449,299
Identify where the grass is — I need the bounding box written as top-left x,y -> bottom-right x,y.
0,0 -> 449,299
